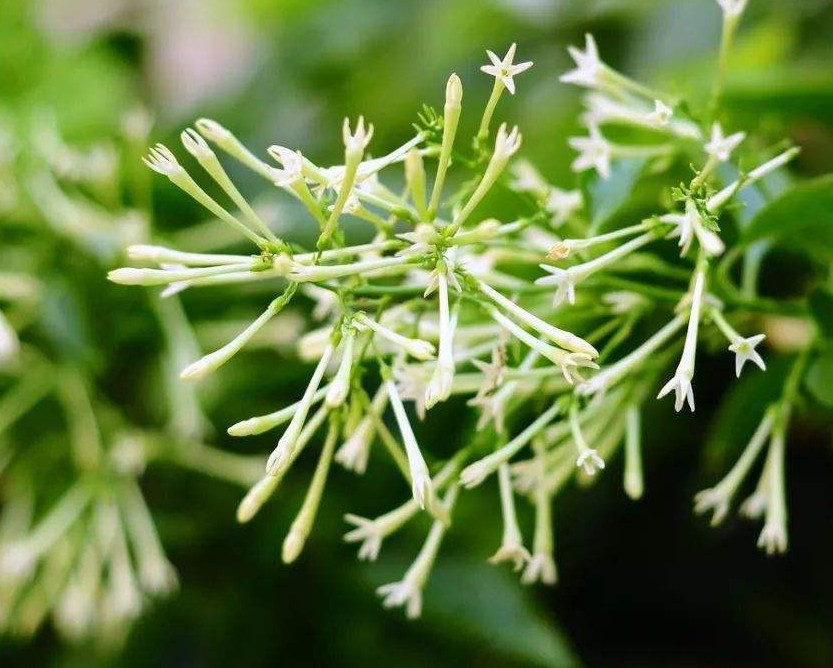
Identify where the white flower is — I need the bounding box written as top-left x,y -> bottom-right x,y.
576,448 -> 605,476
658,268 -> 706,413
142,143 -> 182,177
646,99 -> 673,126
657,368 -> 695,412
545,188 -> 583,225
493,122 -> 522,159
521,552 -> 557,585
693,487 -> 732,526
377,577 -> 423,619
535,265 -> 576,306
394,363 -> 432,420
490,538 -> 531,572
387,380 -> 436,510
758,521 -> 788,555
570,404 -> 606,475
728,334 -> 766,377
480,43 -> 533,95
268,146 -> 305,187
568,125 -> 611,179
560,34 -> 603,88
662,200 -> 725,257
704,123 -> 745,162
716,0 -> 749,19
343,116 -> 374,156
424,268 -> 456,409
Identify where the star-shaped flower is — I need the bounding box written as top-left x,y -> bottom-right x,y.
568,125 -> 612,179
535,265 -> 576,306
480,43 -> 533,95
657,370 -> 695,412
471,345 -> 507,397
704,123 -> 746,162
576,448 -> 605,476
728,334 -> 766,377
560,34 -> 603,88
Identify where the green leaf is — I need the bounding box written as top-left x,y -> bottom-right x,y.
741,175 -> 833,259
425,558 -> 580,668
805,350 -> 833,408
808,288 -> 833,340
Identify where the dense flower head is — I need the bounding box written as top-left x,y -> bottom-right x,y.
104,13 -> 813,621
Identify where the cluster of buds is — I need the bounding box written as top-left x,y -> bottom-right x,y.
110,1 -> 808,619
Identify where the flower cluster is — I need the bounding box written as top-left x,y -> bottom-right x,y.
110,1 -> 809,619
0,114 -> 264,643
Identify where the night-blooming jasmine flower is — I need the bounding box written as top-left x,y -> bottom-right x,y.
658,267 -> 706,412
729,335 -> 767,376
661,199 -> 725,257
758,429 -> 788,555
480,43 -> 533,95
335,389 -> 388,474
568,124 -> 611,179
521,443 -> 557,586
387,379 -> 435,510
489,463 -> 531,571
376,485 -> 459,619
694,409 -> 775,525
266,344 -> 335,475
704,123 -> 745,162
569,403 -> 605,475
536,231 -> 658,306
424,266 -> 456,409
560,34 -> 603,88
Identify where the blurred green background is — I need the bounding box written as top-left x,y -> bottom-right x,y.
2,0 -> 833,666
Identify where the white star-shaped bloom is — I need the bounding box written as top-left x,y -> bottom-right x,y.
693,486 -> 732,526
704,123 -> 746,162
344,514 -> 386,561
568,125 -> 611,179
657,370 -> 695,412
535,264 -> 576,306
560,34 -> 603,88
377,576 -> 423,619
728,334 -> 766,377
480,43 -> 533,95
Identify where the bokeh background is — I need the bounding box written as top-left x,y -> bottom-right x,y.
2,0 -> 833,666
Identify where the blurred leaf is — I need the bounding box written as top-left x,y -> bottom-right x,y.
424,558 -> 580,668
741,175 -> 833,259
808,288 -> 833,340
805,349 -> 833,408
584,158 -> 646,233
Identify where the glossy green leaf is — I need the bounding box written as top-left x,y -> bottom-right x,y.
741,175 -> 833,258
